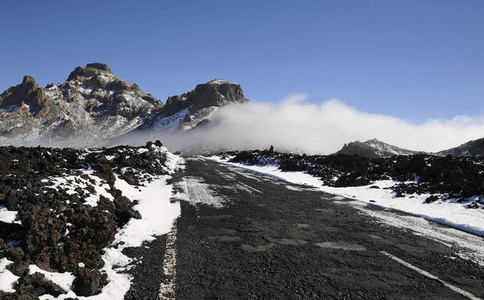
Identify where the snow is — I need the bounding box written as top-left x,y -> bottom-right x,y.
0,205 -> 19,224
0,258 -> 18,293
180,106 -> 218,130
172,176 -> 226,208
29,265 -> 75,294
45,170 -> 113,207
207,79 -> 237,85
78,85 -> 93,95
112,172 -> 181,247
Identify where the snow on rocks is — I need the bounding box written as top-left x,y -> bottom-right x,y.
0,141 -> 181,299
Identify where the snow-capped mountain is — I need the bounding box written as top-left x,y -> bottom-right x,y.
438,137 -> 484,157
0,63 -> 248,146
335,139 -> 422,158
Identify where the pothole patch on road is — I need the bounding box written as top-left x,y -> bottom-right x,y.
322,226 -> 345,233
208,235 -> 240,242
395,243 -> 425,254
241,243 -> 276,253
208,228 -> 237,235
199,214 -> 233,220
251,219 -> 284,226
316,242 -> 366,251
278,239 -> 307,246
367,234 -> 394,245
296,223 -> 310,228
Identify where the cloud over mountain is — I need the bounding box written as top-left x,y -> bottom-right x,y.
153,94 -> 484,155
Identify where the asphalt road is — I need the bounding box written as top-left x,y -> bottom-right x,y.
126,157 -> 484,300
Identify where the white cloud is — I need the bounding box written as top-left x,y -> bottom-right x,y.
140,94 -> 484,155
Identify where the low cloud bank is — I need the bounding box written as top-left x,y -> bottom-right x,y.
135,94 -> 484,155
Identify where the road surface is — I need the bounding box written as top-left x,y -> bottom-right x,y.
125,157 -> 484,300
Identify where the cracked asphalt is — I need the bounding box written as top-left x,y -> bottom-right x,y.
127,157 -> 484,300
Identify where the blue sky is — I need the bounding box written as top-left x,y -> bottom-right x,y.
1,0 -> 483,122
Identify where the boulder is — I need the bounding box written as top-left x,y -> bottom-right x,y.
72,268 -> 107,296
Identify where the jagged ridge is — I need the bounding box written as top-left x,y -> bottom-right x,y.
0,64 -> 248,146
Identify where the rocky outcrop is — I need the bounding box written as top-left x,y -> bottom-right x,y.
66,62 -> 113,82
140,79 -> 249,133
335,139 -> 422,158
0,76 -> 50,117
187,79 -> 248,113
160,79 -> 248,117
0,143 -> 171,298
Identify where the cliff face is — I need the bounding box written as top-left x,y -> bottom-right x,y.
187,79 -> 248,112
0,76 -> 49,118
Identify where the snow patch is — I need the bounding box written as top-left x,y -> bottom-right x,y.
0,258 -> 18,293
0,205 -> 19,224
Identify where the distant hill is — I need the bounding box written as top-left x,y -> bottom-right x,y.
438,137 -> 484,157
334,139 -> 423,158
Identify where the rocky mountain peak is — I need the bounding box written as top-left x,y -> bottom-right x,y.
188,79 -> 248,112
206,79 -> 237,85
66,63 -> 114,82
22,75 -> 38,87
86,62 -> 113,73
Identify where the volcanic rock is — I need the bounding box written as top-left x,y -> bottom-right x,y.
336,139 -> 422,158
438,137 -> 484,157
0,75 -> 49,117
187,79 -> 248,112
72,268 -> 107,296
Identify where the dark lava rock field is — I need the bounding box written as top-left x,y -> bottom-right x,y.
228,149 -> 484,209
0,141 -> 170,299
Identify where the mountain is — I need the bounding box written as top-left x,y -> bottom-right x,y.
437,137 -> 484,157
335,139 -> 422,158
0,63 -> 248,146
141,79 -> 248,132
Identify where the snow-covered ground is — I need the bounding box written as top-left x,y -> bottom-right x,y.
0,150 -> 183,299
209,156 -> 484,266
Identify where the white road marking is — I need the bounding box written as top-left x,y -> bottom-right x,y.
235,182 -> 262,194
380,251 -> 482,300
215,169 -> 237,181
159,220 -> 177,300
